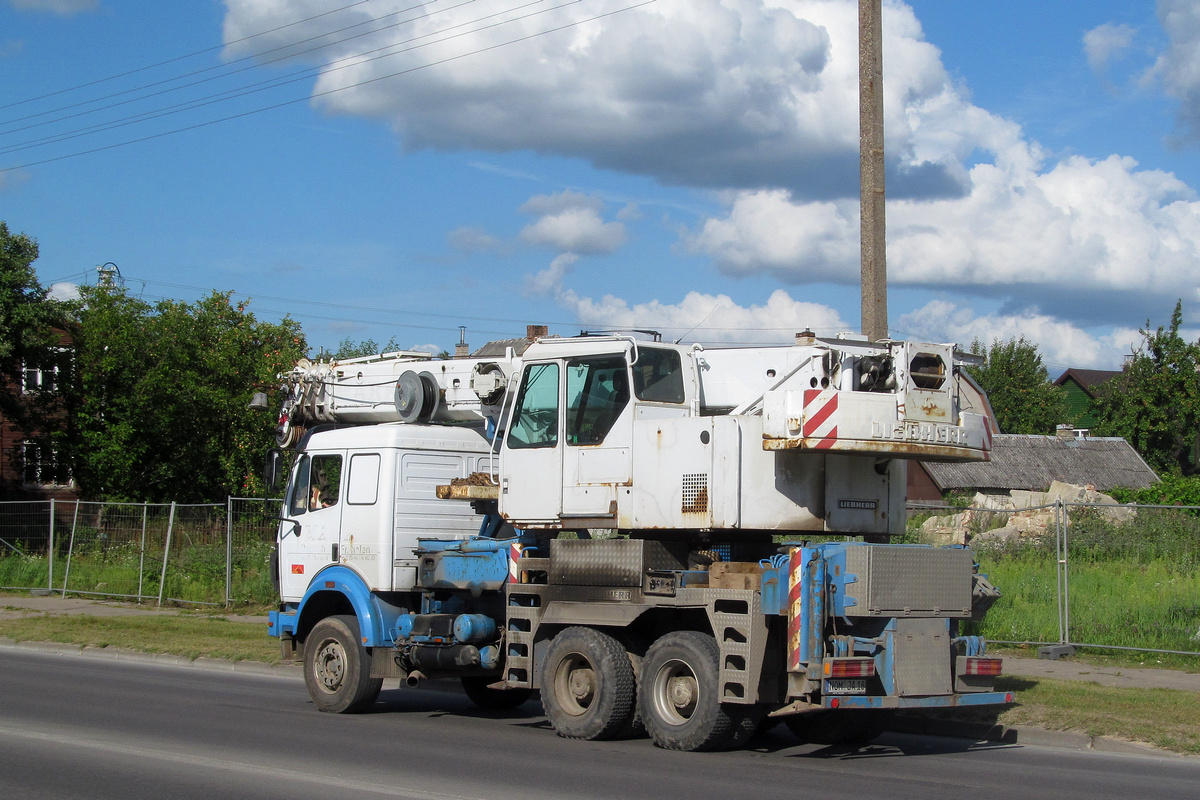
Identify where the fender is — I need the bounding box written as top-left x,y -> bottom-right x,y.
294,565 -> 402,647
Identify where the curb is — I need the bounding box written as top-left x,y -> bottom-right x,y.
885,714 -> 1182,758
1,637 -> 302,679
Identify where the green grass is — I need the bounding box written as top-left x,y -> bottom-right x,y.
994,675 -> 1200,755
0,612 -> 279,663
0,538 -> 277,607
972,555 -> 1200,659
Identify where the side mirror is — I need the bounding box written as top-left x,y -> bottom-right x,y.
264,448 -> 284,494
278,517 -> 302,539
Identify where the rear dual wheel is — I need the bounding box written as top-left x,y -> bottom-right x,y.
639,631 -> 746,752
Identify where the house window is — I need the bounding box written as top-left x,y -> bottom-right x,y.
22,347 -> 69,394
21,441 -> 71,487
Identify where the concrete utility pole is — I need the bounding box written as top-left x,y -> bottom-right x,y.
859,0 -> 887,342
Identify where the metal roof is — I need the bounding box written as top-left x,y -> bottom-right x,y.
922,434 -> 1158,492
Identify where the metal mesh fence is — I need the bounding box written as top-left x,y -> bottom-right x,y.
0,497 -> 281,606
910,499 -> 1200,657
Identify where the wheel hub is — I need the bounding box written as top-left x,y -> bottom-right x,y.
315,640 -> 346,691
667,675 -> 697,715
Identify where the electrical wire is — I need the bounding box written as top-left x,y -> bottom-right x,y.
0,1 -> 461,135
0,0 -> 557,155
0,0 -> 381,112
1,0 -> 650,171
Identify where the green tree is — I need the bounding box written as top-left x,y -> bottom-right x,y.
0,222 -> 72,484
967,337 -> 1068,435
328,336 -> 403,360
1092,301 -> 1200,476
66,287 -> 306,501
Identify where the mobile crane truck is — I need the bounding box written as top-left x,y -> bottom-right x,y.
264,330 -> 1011,751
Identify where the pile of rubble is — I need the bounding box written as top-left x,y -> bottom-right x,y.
917,481 -> 1136,547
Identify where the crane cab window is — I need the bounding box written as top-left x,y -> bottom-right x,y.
507,363 -> 559,449
632,347 -> 684,403
566,356 -> 630,445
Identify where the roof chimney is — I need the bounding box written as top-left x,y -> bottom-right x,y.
527,324 -> 548,341
455,326 -> 469,359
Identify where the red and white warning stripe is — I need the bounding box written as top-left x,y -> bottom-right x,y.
802,389 -> 839,450
508,543 -> 523,583
787,549 -> 805,672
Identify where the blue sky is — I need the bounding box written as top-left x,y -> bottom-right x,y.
2,1 -> 1199,370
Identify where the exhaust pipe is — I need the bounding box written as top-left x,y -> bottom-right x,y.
405,670 -> 427,688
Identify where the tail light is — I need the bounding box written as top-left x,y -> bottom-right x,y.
824,658 -> 876,678
963,657 -> 1003,676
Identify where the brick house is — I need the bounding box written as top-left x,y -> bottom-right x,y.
0,327 -> 77,501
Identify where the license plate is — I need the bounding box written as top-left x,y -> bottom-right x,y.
825,678 -> 867,695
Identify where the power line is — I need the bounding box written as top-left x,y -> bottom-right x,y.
2,0 -> 648,171
0,0 -> 381,112
0,0 -> 537,155
64,274 -> 838,342
0,0 -> 458,135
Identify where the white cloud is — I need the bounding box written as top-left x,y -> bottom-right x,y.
9,0 -> 97,14
685,150 -> 1200,321
526,252 -> 579,296
222,0 -> 1200,345
47,282 -> 80,301
557,287 -> 850,344
223,0 -> 1014,199
1083,23 -> 1136,74
447,226 -> 505,254
519,191 -> 627,254
1153,0 -> 1200,145
897,300 -> 1145,370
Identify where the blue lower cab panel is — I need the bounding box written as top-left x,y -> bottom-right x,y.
268,609 -> 298,638
824,691 -> 1013,710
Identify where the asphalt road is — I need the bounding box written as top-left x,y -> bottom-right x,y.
2,649 -> 1198,800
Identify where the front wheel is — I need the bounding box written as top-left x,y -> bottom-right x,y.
303,615 -> 383,713
638,631 -> 738,751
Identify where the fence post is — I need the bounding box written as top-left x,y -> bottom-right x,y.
61,500 -> 81,596
225,497 -> 233,607
1062,500 -> 1071,646
47,498 -> 55,592
137,502 -> 148,602
157,502 -> 176,607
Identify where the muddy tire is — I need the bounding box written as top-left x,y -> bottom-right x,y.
540,627 -> 638,740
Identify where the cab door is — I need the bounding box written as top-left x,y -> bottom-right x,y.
561,355 -> 632,520
278,451 -> 345,599
498,361 -> 563,524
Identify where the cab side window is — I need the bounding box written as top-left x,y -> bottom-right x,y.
309,455 -> 342,510
632,348 -> 685,403
288,454 -> 343,515
566,356 -> 630,445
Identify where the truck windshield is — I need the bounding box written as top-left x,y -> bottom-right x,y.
632,347 -> 684,403
507,363 -> 559,449
287,456 -> 310,517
